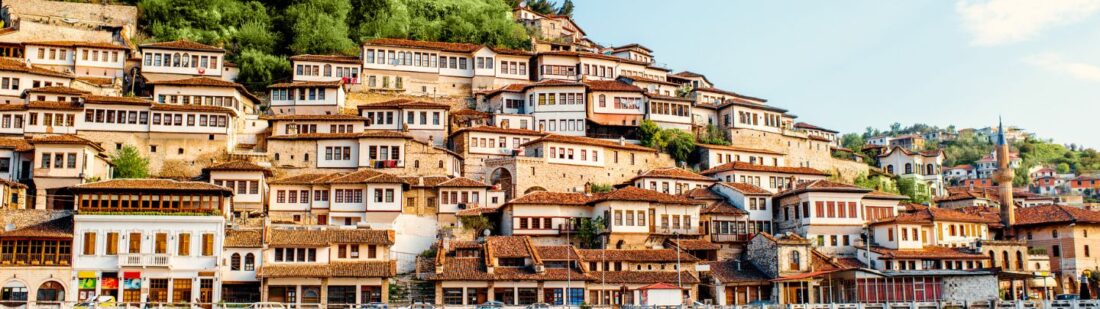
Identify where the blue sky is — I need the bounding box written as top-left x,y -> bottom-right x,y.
572,0 -> 1100,148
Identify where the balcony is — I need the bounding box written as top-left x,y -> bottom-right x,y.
118,253 -> 172,268
710,233 -> 752,243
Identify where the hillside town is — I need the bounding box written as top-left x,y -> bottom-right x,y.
1,0 -> 1098,308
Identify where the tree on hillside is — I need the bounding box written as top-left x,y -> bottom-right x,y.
523,0 -> 557,15
282,0 -> 357,55
235,49 -> 291,91
639,120 -> 663,148
556,0 -> 574,17
840,133 -> 864,150
112,146 -> 149,179
897,177 -> 930,204
663,130 -> 696,163
698,124 -> 730,146
349,0 -> 530,49
459,215 -> 493,237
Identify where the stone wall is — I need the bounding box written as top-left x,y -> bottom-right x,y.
266,138 -> 458,178
746,235 -> 778,278
483,149 -> 675,198
942,275 -> 999,301
78,131 -> 231,177
728,128 -> 868,181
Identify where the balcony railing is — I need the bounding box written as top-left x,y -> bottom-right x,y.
652,226 -> 700,235
710,233 -> 751,243
119,253 -> 172,267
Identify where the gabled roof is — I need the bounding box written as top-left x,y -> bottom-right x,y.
327,169 -> 405,184
630,168 -> 715,183
24,40 -> 128,50
0,58 -> 73,79
700,162 -> 827,177
26,86 -> 90,95
794,122 -> 838,133
774,180 -> 871,199
1014,204 -> 1100,226
203,161 -> 272,176
30,134 -> 104,151
717,182 -> 772,196
753,232 -> 810,245
696,143 -> 786,155
0,138 -> 33,152
436,177 -> 489,188
694,86 -> 768,103
589,186 -> 703,206
267,228 -> 394,246
261,114 -> 366,121
140,40 -> 224,52
448,125 -> 549,138
224,229 -> 262,248
266,131 -> 411,140
27,101 -> 82,111
147,77 -> 260,103
72,179 -> 232,194
862,245 -> 988,260
583,79 -> 643,92
864,190 -> 909,200
357,99 -> 450,110
268,173 -> 346,185
577,248 -> 698,263
258,261 -> 396,278
707,259 -> 770,284
0,209 -> 71,238
83,95 -> 153,106
507,191 -> 591,205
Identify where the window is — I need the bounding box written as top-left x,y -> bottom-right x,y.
178,233 -> 190,256
82,232 -> 96,255
201,234 -> 214,256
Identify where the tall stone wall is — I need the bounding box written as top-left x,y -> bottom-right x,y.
942,275 -> 999,301
728,128 -> 868,181
484,150 -> 675,196
78,131 -> 231,177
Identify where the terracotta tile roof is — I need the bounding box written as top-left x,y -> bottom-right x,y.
266,131 -> 411,140
25,40 -> 128,50
863,245 -> 988,260
224,229 -> 262,248
0,104 -> 27,111
0,209 -> 72,238
577,249 -> 699,263
267,80 -> 344,88
0,138 -> 33,151
27,86 -> 89,95
583,79 -> 643,92
365,38 -> 481,53
681,186 -> 723,201
1014,204 -> 1100,226
29,134 -> 104,151
590,186 -> 703,205
794,122 -> 838,133
536,246 -> 580,260
525,79 -> 587,88
959,206 -> 1004,228
694,86 -> 767,103
0,58 -> 72,79
864,190 -> 908,200
327,169 -> 405,184
522,134 -> 655,152
717,182 -> 772,196
72,179 -> 233,194
631,168 -> 715,183
268,173 -> 346,185
150,103 -> 236,114
708,260 -> 770,284
357,99 -> 450,110
261,114 -> 366,121
267,228 -> 394,247
258,261 -> 396,278
76,77 -> 114,86
700,162 -> 828,177
702,201 -> 749,216
488,47 -> 533,56
83,95 -> 153,106
27,101 -> 82,111
148,76 -> 240,88
428,257 -> 588,281
773,179 -> 871,199
487,236 -> 534,258
140,40 -> 224,52
0,178 -> 27,189
401,176 -> 451,187
645,93 -> 695,102
508,191 -> 591,205
538,50 -> 649,66
666,238 -> 721,251
456,206 -> 501,216
289,54 -> 361,64
203,161 -> 272,176
587,271 -> 699,284
437,177 -> 489,188
753,232 -> 810,245
449,125 -> 548,138
695,143 -> 786,155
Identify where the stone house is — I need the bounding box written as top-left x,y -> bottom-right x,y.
257,227 -> 396,307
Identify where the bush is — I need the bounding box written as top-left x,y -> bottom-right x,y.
111,145 -> 149,179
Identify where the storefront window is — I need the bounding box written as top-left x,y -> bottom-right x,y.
0,282 -> 28,306
442,288 -> 463,305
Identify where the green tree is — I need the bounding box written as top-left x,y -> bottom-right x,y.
589,183 -> 612,193
662,129 -> 696,163
234,49 -> 291,91
573,216 -> 605,249
897,177 -> 930,204
350,0 -> 530,49
698,124 -> 730,146
638,119 -> 663,148
459,215 -> 493,236
840,133 -> 864,150
111,145 -> 150,178
283,0 -> 357,55
524,0 -> 556,15
1057,163 -> 1071,174
556,0 -> 574,17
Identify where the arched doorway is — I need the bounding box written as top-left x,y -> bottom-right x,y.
490,168 -> 514,200
36,281 -> 64,303
524,186 -> 547,195
0,281 -> 28,307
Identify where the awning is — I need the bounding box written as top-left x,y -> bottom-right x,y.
77,271 -> 98,278
123,271 -> 141,279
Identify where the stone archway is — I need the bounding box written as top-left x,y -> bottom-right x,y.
36,281 -> 65,303
524,186 -> 547,195
490,167 -> 514,200
1,280 -> 28,306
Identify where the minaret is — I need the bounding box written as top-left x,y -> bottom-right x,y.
994,117 -> 1016,230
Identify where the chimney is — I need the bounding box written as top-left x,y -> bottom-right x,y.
619,136 -> 626,146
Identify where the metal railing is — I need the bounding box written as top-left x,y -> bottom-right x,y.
117,253 -> 172,267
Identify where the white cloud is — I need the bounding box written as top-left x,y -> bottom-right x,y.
1024,52 -> 1100,82
956,0 -> 1100,45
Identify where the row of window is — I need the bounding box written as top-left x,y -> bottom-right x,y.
499,61 -> 527,75
151,113 -> 229,128
714,153 -> 779,166
537,119 -> 585,132
541,65 -> 575,76
534,92 -> 585,106
275,188 -> 397,204
81,231 -> 215,256
295,64 -> 360,79
515,217 -> 554,230
605,96 -> 642,110
85,109 -> 148,125
650,101 -> 690,117
612,210 -> 646,227
213,179 -> 260,195
336,244 -> 380,259
365,75 -> 404,89
365,145 -> 401,161
143,52 -> 219,70
475,57 -> 495,70
40,152 -> 77,169
271,88 -> 327,101
273,247 -> 315,262
470,136 -> 533,150
405,111 -> 442,126
0,78 -> 60,91
815,234 -> 854,247
363,111 -> 395,125
325,146 -> 353,161
582,64 -> 614,78
440,190 -> 480,205
549,146 -> 599,162
157,95 -> 242,111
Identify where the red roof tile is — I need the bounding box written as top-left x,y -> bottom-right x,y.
717,182 -> 771,196
631,168 -> 715,182
365,38 -> 481,53
583,79 -> 643,92
357,99 -> 450,110
140,40 -> 223,52
700,162 -> 828,176
289,54 -> 361,64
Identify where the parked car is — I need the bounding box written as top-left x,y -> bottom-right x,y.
476,301 -> 505,309
248,302 -> 287,309
362,302 -> 389,309
408,303 -> 435,309
525,303 -> 550,309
